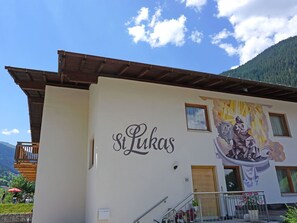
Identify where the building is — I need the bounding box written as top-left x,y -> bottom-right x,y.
6,50 -> 297,223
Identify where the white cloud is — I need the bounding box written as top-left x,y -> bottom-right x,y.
149,8 -> 161,28
1,128 -> 20,136
211,28 -> 232,44
27,130 -> 31,134
213,0 -> 297,65
149,15 -> 187,47
190,30 -> 203,44
218,43 -> 237,56
135,7 -> 149,25
211,29 -> 237,56
128,25 -> 147,43
231,65 -> 239,70
181,0 -> 207,11
127,7 -> 187,47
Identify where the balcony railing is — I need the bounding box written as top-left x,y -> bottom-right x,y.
159,191 -> 270,222
15,142 -> 39,163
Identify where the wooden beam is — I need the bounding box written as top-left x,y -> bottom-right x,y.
96,60 -> 106,73
67,74 -> 98,84
173,75 -> 189,83
155,71 -> 172,80
207,80 -> 224,87
274,91 -> 297,97
16,170 -> 37,174
191,77 -> 207,85
26,71 -> 33,82
29,97 -> 44,104
118,65 -> 130,75
248,87 -> 270,94
62,70 -> 98,84
220,82 -> 242,90
252,88 -> 284,96
283,93 -> 297,99
137,68 -> 150,78
30,124 -> 41,130
79,57 -> 86,71
14,163 -> 37,167
42,73 -> 48,82
60,55 -> 66,71
18,82 -> 45,91
9,70 -> 19,82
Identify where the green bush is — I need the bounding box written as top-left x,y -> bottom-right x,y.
282,205 -> 297,223
0,175 -> 35,203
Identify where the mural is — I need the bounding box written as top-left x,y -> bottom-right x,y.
210,98 -> 286,187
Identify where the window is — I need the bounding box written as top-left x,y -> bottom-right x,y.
89,138 -> 95,169
224,166 -> 242,191
276,166 -> 297,193
185,104 -> 210,131
269,113 -> 290,136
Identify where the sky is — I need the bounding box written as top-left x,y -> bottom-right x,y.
0,0 -> 297,146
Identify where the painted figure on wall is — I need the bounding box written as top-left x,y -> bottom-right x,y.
224,116 -> 262,162
209,98 -> 286,187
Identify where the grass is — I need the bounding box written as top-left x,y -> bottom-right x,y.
0,203 -> 33,214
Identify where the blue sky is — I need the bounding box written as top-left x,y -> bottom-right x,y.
1,0 -> 297,145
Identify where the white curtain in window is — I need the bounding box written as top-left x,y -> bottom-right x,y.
270,116 -> 284,135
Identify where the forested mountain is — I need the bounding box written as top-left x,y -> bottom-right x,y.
0,142 -> 18,186
222,36 -> 297,87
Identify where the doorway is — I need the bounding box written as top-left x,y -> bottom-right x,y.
191,166 -> 219,218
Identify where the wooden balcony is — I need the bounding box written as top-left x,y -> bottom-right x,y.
14,142 -> 39,182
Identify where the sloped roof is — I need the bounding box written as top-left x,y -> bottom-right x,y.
6,50 -> 297,142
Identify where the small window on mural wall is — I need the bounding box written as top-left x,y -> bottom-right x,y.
269,113 -> 290,136
276,167 -> 297,193
185,104 -> 210,131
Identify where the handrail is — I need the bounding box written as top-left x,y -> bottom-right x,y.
193,190 -> 264,195
160,190 -> 268,222
160,193 -> 193,220
133,196 -> 168,223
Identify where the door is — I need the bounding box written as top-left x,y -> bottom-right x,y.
191,166 -> 219,218
224,166 -> 242,192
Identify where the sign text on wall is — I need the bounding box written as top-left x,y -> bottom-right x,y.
112,123 -> 175,156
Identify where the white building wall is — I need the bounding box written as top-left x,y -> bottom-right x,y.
33,86 -> 89,223
86,77 -> 297,223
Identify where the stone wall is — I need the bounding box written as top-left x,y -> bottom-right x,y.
0,213 -> 32,223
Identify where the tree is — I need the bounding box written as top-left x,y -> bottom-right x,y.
9,175 -> 35,202
9,175 -> 35,194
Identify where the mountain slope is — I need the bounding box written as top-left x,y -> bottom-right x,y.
0,142 -> 17,174
0,142 -> 18,186
222,36 -> 297,87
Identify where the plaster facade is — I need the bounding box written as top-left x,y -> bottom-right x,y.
85,77 -> 297,222
33,77 -> 297,223
33,86 -> 89,223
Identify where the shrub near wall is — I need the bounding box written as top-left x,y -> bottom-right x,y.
282,205 -> 297,223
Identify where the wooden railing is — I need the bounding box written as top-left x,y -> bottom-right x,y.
15,142 -> 39,163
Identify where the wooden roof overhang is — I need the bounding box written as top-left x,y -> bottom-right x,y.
5,66 -> 90,142
58,50 -> 297,102
6,50 -> 297,142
